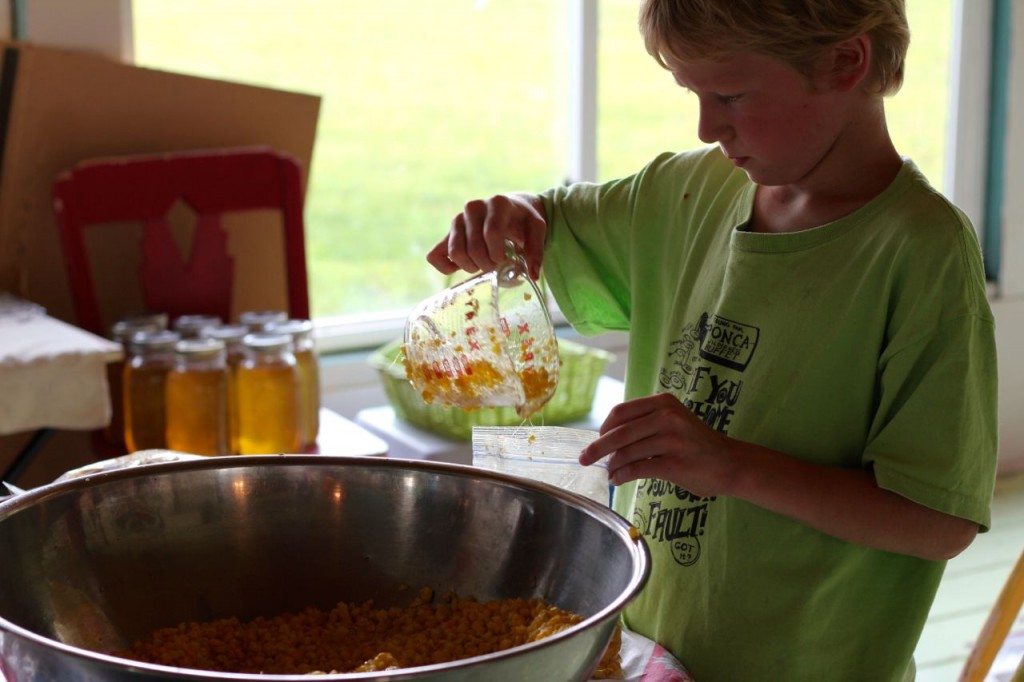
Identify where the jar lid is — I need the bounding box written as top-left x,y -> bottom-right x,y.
129,329 -> 181,352
239,310 -> 288,331
174,314 -> 222,327
173,314 -> 223,334
174,315 -> 222,342
110,319 -> 162,342
200,323 -> 250,343
243,332 -> 293,351
175,338 -> 226,357
266,318 -> 314,337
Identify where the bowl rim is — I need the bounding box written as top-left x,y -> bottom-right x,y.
0,455 -> 651,680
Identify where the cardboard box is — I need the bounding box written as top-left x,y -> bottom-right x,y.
0,41 -> 321,329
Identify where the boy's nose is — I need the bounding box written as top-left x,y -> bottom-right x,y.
697,100 -> 730,144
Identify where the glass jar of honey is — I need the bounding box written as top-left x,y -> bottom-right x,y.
123,329 -> 180,452
106,317 -> 163,449
165,338 -> 230,456
238,309 -> 288,332
200,324 -> 250,454
173,314 -> 222,339
267,318 -> 320,450
236,332 -> 301,454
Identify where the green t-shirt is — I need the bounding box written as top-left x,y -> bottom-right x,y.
540,146 -> 998,681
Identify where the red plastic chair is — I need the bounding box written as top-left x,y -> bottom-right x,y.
52,146 -> 310,336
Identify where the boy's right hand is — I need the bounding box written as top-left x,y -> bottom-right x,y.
426,192 -> 548,280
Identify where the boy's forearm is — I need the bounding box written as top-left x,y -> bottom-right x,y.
724,439 -> 979,561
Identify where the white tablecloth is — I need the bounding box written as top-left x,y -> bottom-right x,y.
0,309 -> 122,435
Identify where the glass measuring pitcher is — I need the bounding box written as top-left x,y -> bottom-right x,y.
403,252 -> 559,418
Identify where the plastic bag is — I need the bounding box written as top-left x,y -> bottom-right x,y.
53,449 -> 204,483
472,425 -> 610,505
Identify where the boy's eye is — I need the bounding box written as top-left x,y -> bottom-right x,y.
718,93 -> 743,104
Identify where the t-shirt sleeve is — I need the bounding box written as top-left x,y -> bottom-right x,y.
540,151 -> 697,336
540,178 -> 637,336
865,311 -> 998,531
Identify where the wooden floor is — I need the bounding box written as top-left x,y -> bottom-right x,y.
915,469 -> 1024,681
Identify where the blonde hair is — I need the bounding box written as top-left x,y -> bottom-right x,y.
638,0 -> 909,95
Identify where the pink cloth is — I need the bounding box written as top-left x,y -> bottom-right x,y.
590,627 -> 694,682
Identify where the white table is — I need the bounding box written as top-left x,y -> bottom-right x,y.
310,407 -> 388,457
0,308 -> 122,436
355,376 -> 625,465
0,300 -> 123,481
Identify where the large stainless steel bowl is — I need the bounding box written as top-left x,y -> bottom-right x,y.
0,456 -> 649,681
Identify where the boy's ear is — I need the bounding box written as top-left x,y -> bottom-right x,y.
828,34 -> 872,92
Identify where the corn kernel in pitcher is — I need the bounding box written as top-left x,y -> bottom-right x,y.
402,332 -> 558,418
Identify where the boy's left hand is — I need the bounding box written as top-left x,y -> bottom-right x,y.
581,394 -> 981,561
579,392 -> 736,496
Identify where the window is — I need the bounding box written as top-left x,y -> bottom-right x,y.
887,0 -> 955,189
133,1 -> 566,350
132,0 -> 958,352
597,0 -> 953,186
596,0 -> 702,182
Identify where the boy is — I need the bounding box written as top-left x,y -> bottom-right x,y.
426,1 -> 998,679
